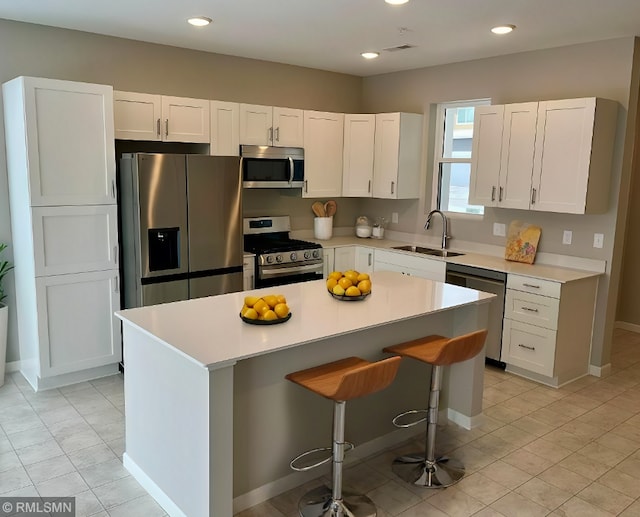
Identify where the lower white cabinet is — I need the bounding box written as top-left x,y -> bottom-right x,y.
373,249 -> 446,282
501,273 -> 598,386
334,247 -> 355,272
355,247 -> 374,273
243,254 -> 255,290
322,248 -> 335,279
34,271 -> 121,379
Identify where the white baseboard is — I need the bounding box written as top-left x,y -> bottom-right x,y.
615,321 -> 640,333
447,409 -> 484,430
589,363 -> 612,377
124,453 -> 187,517
5,360 -> 21,373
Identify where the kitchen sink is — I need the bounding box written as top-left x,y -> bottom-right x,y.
391,245 -> 464,258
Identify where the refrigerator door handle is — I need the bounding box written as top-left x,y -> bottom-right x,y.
288,157 -> 294,184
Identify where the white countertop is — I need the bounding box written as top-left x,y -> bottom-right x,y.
307,236 -> 602,283
116,271 -> 494,370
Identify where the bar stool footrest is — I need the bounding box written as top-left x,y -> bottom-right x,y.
290,442 -> 355,472
299,484 -> 377,517
392,409 -> 428,428
392,452 -> 465,488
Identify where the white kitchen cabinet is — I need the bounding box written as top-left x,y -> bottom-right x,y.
3,76 -> 121,391
333,246 -> 355,272
243,254 -> 255,290
355,246 -> 374,273
373,249 -> 446,281
35,271 -> 121,378
531,98 -> 617,214
114,91 -> 210,143
210,100 -> 240,156
372,113 -> 423,199
469,103 -> 538,209
501,273 -> 598,386
342,114 -> 375,197
303,110 -> 344,198
322,248 -> 335,279
239,104 -> 303,147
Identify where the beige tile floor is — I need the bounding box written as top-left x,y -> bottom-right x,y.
1,328 -> 639,516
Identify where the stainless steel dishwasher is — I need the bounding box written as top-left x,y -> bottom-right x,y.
445,263 -> 506,368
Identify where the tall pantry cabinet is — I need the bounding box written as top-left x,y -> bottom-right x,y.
3,77 -> 121,391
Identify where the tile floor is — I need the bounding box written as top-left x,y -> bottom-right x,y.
1,328 -> 640,516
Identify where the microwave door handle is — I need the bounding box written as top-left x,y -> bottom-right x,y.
288,156 -> 294,184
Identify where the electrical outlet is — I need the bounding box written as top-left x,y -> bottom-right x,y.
593,233 -> 604,248
562,230 -> 573,245
391,212 -> 399,224
493,223 -> 506,237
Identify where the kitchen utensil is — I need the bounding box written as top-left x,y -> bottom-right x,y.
312,201 -> 325,217
325,200 -> 337,217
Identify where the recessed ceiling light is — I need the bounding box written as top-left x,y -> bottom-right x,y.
361,52 -> 380,60
491,24 -> 516,35
188,16 -> 212,27
385,0 -> 410,4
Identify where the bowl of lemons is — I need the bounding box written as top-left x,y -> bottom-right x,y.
326,270 -> 372,301
240,294 -> 291,325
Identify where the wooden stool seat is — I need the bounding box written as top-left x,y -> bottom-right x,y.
286,355 -> 401,402
383,330 -> 487,366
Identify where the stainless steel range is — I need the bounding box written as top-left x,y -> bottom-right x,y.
244,216 -> 323,288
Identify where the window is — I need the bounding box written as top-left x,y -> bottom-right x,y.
432,99 -> 489,215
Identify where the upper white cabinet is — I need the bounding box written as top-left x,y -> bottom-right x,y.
210,100 -> 240,156
239,104 -> 303,147
469,103 -> 538,209
303,110 -> 344,198
3,77 -> 116,207
531,98 -> 617,214
372,113 -> 423,199
342,114 -> 375,197
470,98 -> 617,214
114,91 -> 210,143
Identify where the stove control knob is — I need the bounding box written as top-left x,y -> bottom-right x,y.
290,252 -> 297,261
266,255 -> 274,264
304,251 -> 311,259
276,254 -> 283,263
312,250 -> 320,259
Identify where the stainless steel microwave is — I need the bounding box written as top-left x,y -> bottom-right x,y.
240,145 -> 304,188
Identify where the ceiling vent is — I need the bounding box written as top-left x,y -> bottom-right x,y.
383,44 -> 416,52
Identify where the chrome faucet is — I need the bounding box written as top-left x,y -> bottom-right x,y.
424,210 -> 450,249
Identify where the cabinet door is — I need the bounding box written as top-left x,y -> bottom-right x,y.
273,107 -> 304,147
342,114 -> 375,197
114,91 -> 161,141
334,246 -> 355,272
243,255 -> 255,290
36,270 -> 121,377
354,247 -> 374,273
210,101 -> 240,156
303,111 -> 344,198
531,98 -> 598,214
161,96 -> 210,143
32,205 -> 119,276
322,248 -> 335,278
498,103 -> 538,209
469,105 -> 504,206
372,113 -> 400,199
502,319 -> 555,376
17,77 -> 116,206
239,104 -> 273,145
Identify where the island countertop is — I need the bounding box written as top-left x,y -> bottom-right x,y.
116,270 -> 494,370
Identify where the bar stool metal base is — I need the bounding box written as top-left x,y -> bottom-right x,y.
298,485 -> 377,517
391,452 -> 465,488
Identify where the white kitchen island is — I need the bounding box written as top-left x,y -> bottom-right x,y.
116,271 -> 493,517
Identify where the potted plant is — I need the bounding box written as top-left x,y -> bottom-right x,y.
0,243 -> 13,387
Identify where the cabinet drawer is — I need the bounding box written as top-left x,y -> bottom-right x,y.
374,249 -> 446,279
505,290 -> 559,330
502,319 -> 556,376
507,274 -> 560,298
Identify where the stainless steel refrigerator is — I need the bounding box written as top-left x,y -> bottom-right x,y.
119,153 -> 243,308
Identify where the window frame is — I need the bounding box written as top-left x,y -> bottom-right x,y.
430,98 -> 491,218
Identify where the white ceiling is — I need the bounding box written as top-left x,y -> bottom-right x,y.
1,0 -> 640,77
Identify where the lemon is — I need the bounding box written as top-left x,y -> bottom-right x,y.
253,299 -> 268,315
262,309 -> 278,321
357,279 -> 372,294
344,270 -> 359,284
326,278 -> 338,291
263,295 -> 278,308
345,286 -> 361,297
243,307 -> 259,320
276,294 -> 287,304
357,273 -> 370,282
244,296 -> 260,307
274,303 -> 289,318
338,277 -> 352,290
329,271 -> 343,280
332,284 -> 346,296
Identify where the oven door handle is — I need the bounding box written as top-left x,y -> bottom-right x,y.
261,263 -> 323,277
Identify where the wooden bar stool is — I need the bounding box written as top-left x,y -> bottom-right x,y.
383,329 -> 487,488
286,355 -> 401,517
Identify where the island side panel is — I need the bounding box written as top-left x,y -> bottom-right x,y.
122,323 -> 213,517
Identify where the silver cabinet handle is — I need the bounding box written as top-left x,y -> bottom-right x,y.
368,253 -> 372,266
491,186 -> 496,201
522,283 -> 540,289
391,181 -> 395,195
522,306 -> 539,313
499,186 -> 504,202
268,127 -> 273,143
531,188 -> 537,204
165,119 -> 169,137
518,344 -> 536,351
304,180 -> 308,193
115,276 -> 120,294
114,245 -> 118,264
275,127 -> 280,142
111,179 -> 116,198
368,180 -> 371,193
156,118 -> 161,138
